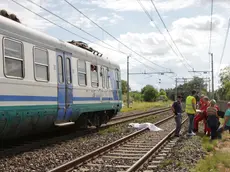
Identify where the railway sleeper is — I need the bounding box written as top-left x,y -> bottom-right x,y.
144,137 -> 179,171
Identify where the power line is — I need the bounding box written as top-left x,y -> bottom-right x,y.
208,0 -> 214,53
136,0 -> 192,74
150,0 -> 194,70
63,0 -> 171,71
25,0 -> 121,52
12,0 -> 177,83
10,0 -> 127,55
217,18 -> 230,74
11,0 -> 163,72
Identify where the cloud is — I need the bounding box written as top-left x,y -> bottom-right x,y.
0,0 -> 54,31
1,0 -> 229,91
88,0 -> 197,12
172,15 -> 225,31
0,0 -> 124,32
89,14 -> 228,90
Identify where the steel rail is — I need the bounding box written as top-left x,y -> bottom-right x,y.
106,108 -> 170,126
126,117 -> 188,172
48,115 -> 174,172
111,107 -> 170,120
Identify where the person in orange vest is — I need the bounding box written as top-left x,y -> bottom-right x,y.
193,95 -> 208,133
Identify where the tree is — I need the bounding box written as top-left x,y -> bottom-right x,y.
130,91 -> 143,102
121,80 -> 131,94
157,89 -> 168,101
165,88 -> 175,101
219,66 -> 230,86
164,77 -> 208,102
175,77 -> 207,101
217,66 -> 230,100
141,85 -> 158,102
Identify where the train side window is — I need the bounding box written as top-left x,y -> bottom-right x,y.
3,38 -> 24,78
58,55 -> 64,83
115,69 -> 120,89
106,68 -> 109,89
101,67 -> 105,88
78,60 -> 87,86
91,64 -> 98,88
66,58 -> 72,84
34,47 -> 49,81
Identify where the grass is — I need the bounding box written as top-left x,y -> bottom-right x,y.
121,101 -> 172,113
191,119 -> 230,172
191,150 -> 230,172
98,126 -> 120,135
202,136 -> 218,152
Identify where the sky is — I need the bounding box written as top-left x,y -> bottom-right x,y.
1,0 -> 230,92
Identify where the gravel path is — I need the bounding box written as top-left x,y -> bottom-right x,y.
155,123 -> 206,172
0,111 -> 170,172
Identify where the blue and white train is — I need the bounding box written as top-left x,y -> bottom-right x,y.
0,11 -> 122,139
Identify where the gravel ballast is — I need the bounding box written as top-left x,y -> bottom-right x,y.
0,111 -> 170,172
76,116 -> 181,172
155,124 -> 206,172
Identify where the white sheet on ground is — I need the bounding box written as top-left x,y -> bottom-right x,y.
128,123 -> 163,131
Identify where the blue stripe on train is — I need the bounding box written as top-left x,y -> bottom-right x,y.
0,95 -> 115,102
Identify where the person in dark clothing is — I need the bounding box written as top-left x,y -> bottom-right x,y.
207,99 -> 219,140
171,95 -> 183,137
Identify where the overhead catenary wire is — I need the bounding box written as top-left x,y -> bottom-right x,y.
11,0 -> 177,83
63,0 -> 172,71
136,0 -> 193,76
10,0 -> 126,54
217,18 -> 230,75
150,0 -> 194,70
11,0 -> 163,72
24,0 -> 122,52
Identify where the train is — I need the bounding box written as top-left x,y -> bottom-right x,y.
0,10 -> 122,139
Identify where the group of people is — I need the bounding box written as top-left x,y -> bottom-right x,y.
171,90 -> 230,140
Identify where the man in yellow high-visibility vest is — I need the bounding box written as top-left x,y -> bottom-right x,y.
185,90 -> 197,136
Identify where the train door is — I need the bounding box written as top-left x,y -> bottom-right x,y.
65,54 -> 73,120
102,67 -> 110,102
55,51 -> 73,125
100,67 -> 106,102
112,69 -> 119,101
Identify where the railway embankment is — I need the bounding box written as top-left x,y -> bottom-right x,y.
155,121 -> 230,172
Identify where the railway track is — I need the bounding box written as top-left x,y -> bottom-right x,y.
107,107 -> 170,126
48,115 -> 187,172
110,107 -> 170,121
0,107 -> 170,158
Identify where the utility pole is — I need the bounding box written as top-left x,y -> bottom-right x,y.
211,53 -> 214,99
209,79 -> 211,92
175,77 -> 210,97
175,78 -> 178,101
188,70 -> 211,95
127,55 -> 130,108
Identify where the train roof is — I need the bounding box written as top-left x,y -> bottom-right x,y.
0,15 -> 120,69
